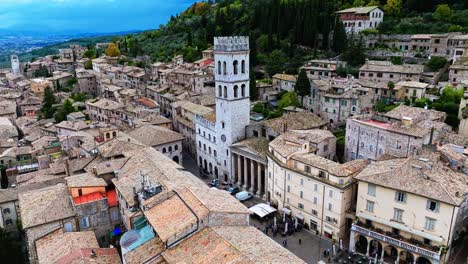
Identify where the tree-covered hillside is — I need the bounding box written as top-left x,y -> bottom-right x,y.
114,0 -> 467,69
16,0 -> 468,76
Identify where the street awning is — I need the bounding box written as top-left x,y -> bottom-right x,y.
249,203 -> 277,218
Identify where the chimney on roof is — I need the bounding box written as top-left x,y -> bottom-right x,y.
281,122 -> 288,133
402,116 -> 413,127
65,159 -> 71,176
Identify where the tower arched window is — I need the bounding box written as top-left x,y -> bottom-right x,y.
223,86 -> 227,98
218,85 -> 222,97
223,61 -> 227,75
162,148 -> 167,153
234,85 -> 239,98
241,84 -> 246,97
241,60 -> 245,73
233,60 -> 239,74
217,61 -> 221,75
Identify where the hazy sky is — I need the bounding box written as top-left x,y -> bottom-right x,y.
0,0 -> 197,34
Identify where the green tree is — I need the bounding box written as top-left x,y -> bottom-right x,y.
249,70 -> 258,101
353,0 -> 366,7
294,69 -> 311,105
332,19 -> 347,53
383,0 -> 402,17
71,93 -> 88,102
187,31 -> 193,47
426,56 -> 448,71
105,43 -> 121,57
391,56 -> 403,65
265,49 -> 288,77
83,49 -> 97,59
41,87 -> 57,119
448,25 -> 463,32
433,4 -> 452,22
342,36 -> 366,66
278,91 -> 300,109
54,99 -> 76,122
367,0 -> 380,7
0,227 -> 24,263
84,60 -> 93,70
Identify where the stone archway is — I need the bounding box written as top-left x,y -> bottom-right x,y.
369,240 -> 383,260
383,245 -> 398,264
416,256 -> 432,264
399,250 -> 415,264
355,235 -> 368,255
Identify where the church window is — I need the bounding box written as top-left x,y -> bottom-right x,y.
233,60 -> 239,74
241,84 -> 246,97
224,86 -> 227,98
223,61 -> 227,75
234,85 -> 239,98
218,85 -> 222,97
241,60 -> 246,73
217,61 -> 221,75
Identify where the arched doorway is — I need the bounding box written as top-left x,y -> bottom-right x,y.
355,235 -> 368,255
369,240 -> 383,259
383,245 -> 398,263
399,250 -> 414,264
172,156 -> 179,164
214,167 -> 218,178
203,159 -> 207,171
416,256 -> 432,264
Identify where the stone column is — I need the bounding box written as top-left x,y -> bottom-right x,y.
349,231 -> 356,253
237,154 -> 242,186
396,252 -> 400,264
380,247 -> 385,262
250,160 -> 255,193
231,154 -> 237,184
243,156 -> 248,190
366,241 -> 370,257
256,162 -> 262,197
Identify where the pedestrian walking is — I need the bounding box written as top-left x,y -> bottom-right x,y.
284,239 -> 288,247
298,238 -> 302,245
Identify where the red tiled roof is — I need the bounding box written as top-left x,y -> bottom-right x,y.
55,248 -> 121,264
200,59 -> 214,67
73,192 -> 105,205
135,98 -> 158,108
107,189 -> 118,207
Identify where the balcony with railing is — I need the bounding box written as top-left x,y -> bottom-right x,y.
352,223 -> 441,261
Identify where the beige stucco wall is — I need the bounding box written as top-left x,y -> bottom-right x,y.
356,181 -> 457,246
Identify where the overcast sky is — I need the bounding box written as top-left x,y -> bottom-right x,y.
0,0 -> 197,34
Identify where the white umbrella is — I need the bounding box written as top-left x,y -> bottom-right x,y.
285,222 -> 288,233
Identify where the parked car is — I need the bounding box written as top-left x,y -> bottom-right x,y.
235,191 -> 253,201
226,186 -> 240,195
209,179 -> 219,187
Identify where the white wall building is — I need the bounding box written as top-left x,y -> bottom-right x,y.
195,36 -> 250,182
11,55 -> 20,74
336,6 -> 384,34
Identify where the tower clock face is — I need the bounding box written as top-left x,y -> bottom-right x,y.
221,134 -> 226,142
